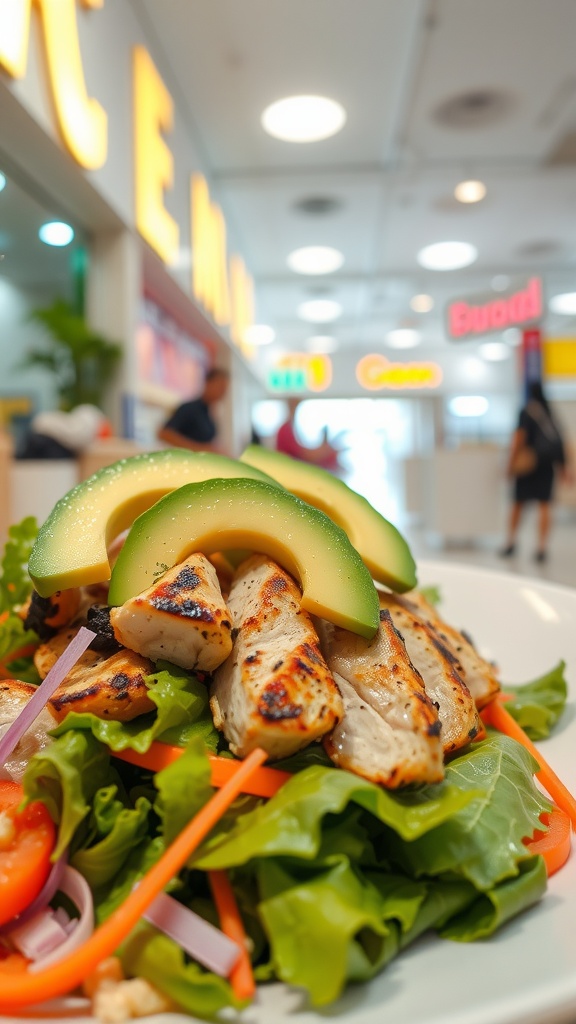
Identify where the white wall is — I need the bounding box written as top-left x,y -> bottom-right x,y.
0,276 -> 61,415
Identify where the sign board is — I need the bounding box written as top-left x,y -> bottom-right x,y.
356,355 -> 442,391
267,354 -> 332,393
543,339 -> 576,377
446,277 -> 543,340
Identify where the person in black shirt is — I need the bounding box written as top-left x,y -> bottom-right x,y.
500,381 -> 572,562
157,367 -> 230,453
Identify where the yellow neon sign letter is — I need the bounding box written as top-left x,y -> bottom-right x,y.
191,174 -> 231,325
134,45 -> 179,266
0,0 -> 107,169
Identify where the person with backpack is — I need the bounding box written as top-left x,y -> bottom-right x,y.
500,380 -> 573,562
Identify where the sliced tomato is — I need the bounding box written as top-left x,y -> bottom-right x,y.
0,780 -> 56,926
524,807 -> 572,877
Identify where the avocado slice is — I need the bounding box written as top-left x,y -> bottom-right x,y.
28,450 -> 282,597
108,477 -> 379,640
240,445 -> 417,592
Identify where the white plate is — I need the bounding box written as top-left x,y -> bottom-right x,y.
5,561 -> 576,1024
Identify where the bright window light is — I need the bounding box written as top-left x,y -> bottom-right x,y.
449,396 -> 489,417
417,241 -> 478,271
287,246 -> 344,275
297,299 -> 342,323
454,179 -> 487,203
549,292 -> 576,315
306,335 -> 339,353
386,328 -> 421,349
261,95 -> 346,143
0,172 -> 6,193
252,400 -> 287,437
480,341 -> 511,361
243,324 -> 276,346
38,221 -> 75,247
410,293 -> 434,313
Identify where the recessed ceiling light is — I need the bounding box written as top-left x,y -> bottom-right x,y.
243,324 -> 276,346
491,274 -> 510,292
480,341 -> 511,361
261,95 -> 346,143
549,292 -> 576,315
449,396 -> 489,417
386,328 -> 421,349
306,335 -> 338,353
454,179 -> 487,203
410,293 -> 434,313
287,246 -> 344,275
0,173 -> 6,193
503,327 -> 521,346
417,241 -> 478,271
297,299 -> 342,323
38,221 -> 75,247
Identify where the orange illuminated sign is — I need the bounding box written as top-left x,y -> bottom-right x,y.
356,354 -> 442,390
0,0 -> 107,169
543,339 -> 576,377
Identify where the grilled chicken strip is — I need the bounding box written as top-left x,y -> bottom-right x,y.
320,609 -> 444,787
34,626 -> 155,722
397,591 -> 500,709
0,680 -> 58,781
110,554 -> 233,673
378,593 -> 480,753
210,555 -> 343,760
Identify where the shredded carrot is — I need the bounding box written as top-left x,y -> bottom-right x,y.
481,699 -> 576,829
209,870 -> 255,1002
524,807 -> 572,876
0,747 -> 267,1011
113,743 -> 290,799
2,643 -> 37,663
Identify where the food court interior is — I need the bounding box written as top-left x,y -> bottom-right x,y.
1,0 -> 576,587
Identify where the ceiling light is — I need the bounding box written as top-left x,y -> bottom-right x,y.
261,95 -> 346,143
386,328 -> 421,349
297,299 -> 342,323
417,241 -> 478,271
38,221 -> 75,247
243,324 -> 276,346
306,335 -> 338,353
491,274 -> 510,292
549,292 -> 576,315
454,179 -> 487,203
480,341 -> 511,361
410,293 -> 434,313
287,246 -> 344,275
449,396 -> 489,417
0,173 -> 6,193
503,327 -> 521,346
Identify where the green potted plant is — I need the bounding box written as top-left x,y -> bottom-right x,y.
22,299 -> 122,411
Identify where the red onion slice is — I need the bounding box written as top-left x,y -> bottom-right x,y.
143,891 -> 241,977
0,626 -> 96,766
28,866 -> 94,972
8,907 -> 70,961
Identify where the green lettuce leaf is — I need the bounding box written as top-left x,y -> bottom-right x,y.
0,516 -> 37,612
438,855 -> 547,940
383,733 -> 551,890
71,786 -> 151,889
52,662 -> 219,753
23,730 -> 115,859
119,924 -> 241,1018
502,661 -> 568,739
93,836 -> 164,923
153,737 -> 213,847
193,765 -> 478,870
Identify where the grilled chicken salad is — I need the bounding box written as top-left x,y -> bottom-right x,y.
0,453 -> 570,1022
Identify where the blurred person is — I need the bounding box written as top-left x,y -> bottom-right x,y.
17,404 -> 110,460
157,367 -> 230,453
500,381 -> 572,562
276,398 -> 339,471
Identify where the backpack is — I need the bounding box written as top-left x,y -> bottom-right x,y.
526,402 -> 565,466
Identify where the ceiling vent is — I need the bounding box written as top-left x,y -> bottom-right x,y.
515,240 -> 563,260
293,196 -> 343,216
433,89 -> 514,129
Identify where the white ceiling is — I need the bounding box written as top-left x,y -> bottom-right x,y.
116,1 -> 576,357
